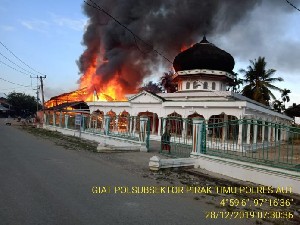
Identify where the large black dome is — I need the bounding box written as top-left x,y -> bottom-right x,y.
173,37 -> 235,73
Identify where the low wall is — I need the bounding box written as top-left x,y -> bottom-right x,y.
44,125 -> 142,151
192,153 -> 300,195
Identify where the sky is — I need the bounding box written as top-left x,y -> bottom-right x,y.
0,0 -> 300,107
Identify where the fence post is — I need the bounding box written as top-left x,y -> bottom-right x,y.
104,115 -> 110,135
191,117 -> 206,156
139,116 -> 149,152
65,114 -> 69,129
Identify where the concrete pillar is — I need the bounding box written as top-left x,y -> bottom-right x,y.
53,113 -> 56,127
158,117 -> 162,136
115,117 -> 119,132
272,124 -> 276,141
253,120 -> 258,144
267,122 -> 271,142
162,118 -> 167,134
104,115 -> 110,135
65,114 -> 69,129
191,118 -> 206,155
261,121 -> 265,143
139,116 -> 149,152
152,114 -> 156,134
280,124 -> 284,141
43,113 -> 47,125
132,116 -> 136,135
129,117 -> 133,133
246,120 -> 251,144
182,119 -> 187,139
59,112 -> 63,127
88,114 -> 92,129
237,121 -> 243,145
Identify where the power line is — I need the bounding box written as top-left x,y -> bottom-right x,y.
0,52 -> 38,76
285,0 -> 300,12
0,59 -> 32,76
0,77 -> 31,87
84,0 -> 172,63
0,40 -> 47,76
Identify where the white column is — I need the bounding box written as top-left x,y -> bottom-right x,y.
162,118 -> 167,134
65,115 -> 69,129
267,122 -> 271,142
272,124 -> 276,141
152,114 -> 156,134
132,116 -> 136,135
59,112 -> 63,127
139,116 -> 149,152
237,121 -> 243,145
88,114 -> 92,129
182,120 -> 187,139
115,117 -> 119,132
253,120 -> 258,144
261,121 -> 265,143
129,117 -> 133,133
53,113 -> 56,126
158,117 -> 162,136
246,120 -> 251,144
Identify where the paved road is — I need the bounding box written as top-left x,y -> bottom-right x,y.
0,123 -> 259,225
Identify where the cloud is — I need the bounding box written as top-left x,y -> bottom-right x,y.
20,19 -> 50,32
50,13 -> 86,31
214,0 -> 300,79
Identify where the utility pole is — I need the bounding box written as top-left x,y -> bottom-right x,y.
31,75 -> 46,123
39,76 -> 46,112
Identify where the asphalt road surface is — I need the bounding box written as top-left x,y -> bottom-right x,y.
0,123 -> 266,225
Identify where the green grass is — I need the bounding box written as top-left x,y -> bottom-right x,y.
21,126 -> 98,152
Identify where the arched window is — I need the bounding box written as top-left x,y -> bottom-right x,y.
186,82 -> 190,89
212,82 -> 216,90
203,82 -> 208,89
193,81 -> 198,89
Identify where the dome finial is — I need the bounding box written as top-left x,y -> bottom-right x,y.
200,35 -> 209,44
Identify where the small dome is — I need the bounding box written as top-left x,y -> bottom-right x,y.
173,36 -> 235,74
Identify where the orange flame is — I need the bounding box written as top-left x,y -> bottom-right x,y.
79,54 -> 126,102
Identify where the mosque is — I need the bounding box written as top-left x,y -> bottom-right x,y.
86,37 -> 292,144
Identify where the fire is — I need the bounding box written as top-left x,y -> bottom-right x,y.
79,55 -> 126,102
180,43 -> 193,52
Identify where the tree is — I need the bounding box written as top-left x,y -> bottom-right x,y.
160,71 -> 177,93
281,88 -> 291,108
272,100 -> 284,113
139,81 -> 162,93
240,57 -> 283,106
6,92 -> 41,117
227,72 -> 243,93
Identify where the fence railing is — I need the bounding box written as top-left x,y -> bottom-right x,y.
159,117 -> 300,172
44,112 -> 151,145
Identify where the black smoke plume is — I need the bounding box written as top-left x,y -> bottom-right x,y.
78,0 -> 261,94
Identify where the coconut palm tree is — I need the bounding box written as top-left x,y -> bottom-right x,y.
240,57 -> 283,106
281,88 -> 291,107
